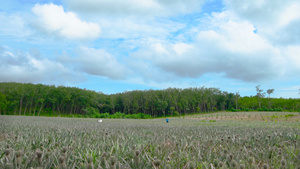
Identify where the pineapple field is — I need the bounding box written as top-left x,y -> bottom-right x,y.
1,112 -> 300,169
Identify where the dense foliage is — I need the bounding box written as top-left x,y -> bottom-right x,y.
0,116 -> 299,168
0,82 -> 299,118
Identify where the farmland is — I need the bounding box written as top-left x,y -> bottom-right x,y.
1,112 -> 300,169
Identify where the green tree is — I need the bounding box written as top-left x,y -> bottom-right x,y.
235,92 -> 240,109
256,85 -> 265,109
267,89 -> 275,109
0,92 -> 7,114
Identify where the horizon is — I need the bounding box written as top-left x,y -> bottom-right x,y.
2,81 -> 300,99
1,0 -> 300,98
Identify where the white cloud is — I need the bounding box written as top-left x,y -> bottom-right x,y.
93,17 -> 186,40
282,46 -> 300,75
0,45 -> 128,84
0,46 -> 81,84
130,12 -> 288,82
65,0 -> 204,17
173,43 -> 193,55
58,47 -> 127,80
32,3 -> 100,40
224,0 -> 295,26
126,57 -> 179,83
0,12 -> 30,37
2,0 -> 300,98
224,0 -> 300,45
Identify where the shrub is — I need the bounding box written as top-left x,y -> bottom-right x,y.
229,108 -> 241,112
173,111 -> 179,117
82,107 -> 99,118
110,112 -> 125,119
263,107 -> 269,111
123,113 -> 151,119
274,108 -> 283,112
124,114 -> 133,119
99,113 -> 110,118
131,113 -> 151,119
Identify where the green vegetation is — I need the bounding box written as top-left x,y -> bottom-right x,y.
97,112 -> 152,119
0,115 -> 299,168
0,82 -> 300,118
188,111 -> 300,122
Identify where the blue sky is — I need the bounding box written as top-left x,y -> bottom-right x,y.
1,0 -> 300,98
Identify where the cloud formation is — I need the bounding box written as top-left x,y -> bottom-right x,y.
0,46 -> 81,84
95,18 -> 185,39
0,12 -> 28,37
225,0 -> 300,45
58,47 -> 127,80
130,12 -> 285,82
32,3 -> 100,40
65,0 -> 204,17
1,0 -> 300,97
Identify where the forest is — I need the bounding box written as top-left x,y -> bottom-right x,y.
0,82 -> 299,118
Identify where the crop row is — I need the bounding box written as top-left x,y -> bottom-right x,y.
0,116 -> 300,168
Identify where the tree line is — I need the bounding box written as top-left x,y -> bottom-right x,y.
0,82 -> 299,118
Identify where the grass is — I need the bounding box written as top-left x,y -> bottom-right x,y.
0,112 -> 300,168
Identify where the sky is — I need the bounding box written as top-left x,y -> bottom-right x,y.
0,0 -> 300,98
